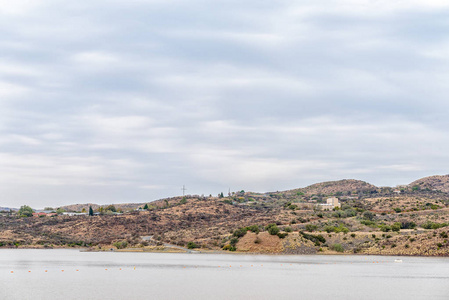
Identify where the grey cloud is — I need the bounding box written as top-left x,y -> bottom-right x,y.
1,0 -> 449,207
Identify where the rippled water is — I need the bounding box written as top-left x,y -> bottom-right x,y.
0,249 -> 448,300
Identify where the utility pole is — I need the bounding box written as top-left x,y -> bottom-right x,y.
181,185 -> 187,196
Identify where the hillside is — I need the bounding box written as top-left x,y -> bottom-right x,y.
269,179 -> 378,201
409,175 -> 449,193
298,179 -> 377,195
58,202 -> 144,213
1,176 -> 449,256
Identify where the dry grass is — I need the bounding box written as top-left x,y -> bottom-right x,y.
236,232 -> 283,253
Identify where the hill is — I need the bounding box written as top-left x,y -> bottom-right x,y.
299,179 -> 377,195
1,176 -> 449,256
409,175 -> 449,193
272,179 -> 378,199
58,202 -> 144,212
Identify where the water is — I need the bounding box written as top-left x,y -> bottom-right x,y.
0,249 -> 448,300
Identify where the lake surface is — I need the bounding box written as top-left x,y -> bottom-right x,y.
0,250 -> 448,300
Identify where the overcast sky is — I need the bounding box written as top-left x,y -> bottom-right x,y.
1,0 -> 449,208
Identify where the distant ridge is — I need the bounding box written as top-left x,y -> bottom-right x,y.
58,202 -> 144,212
409,174 -> 449,193
0,207 -> 16,212
299,179 -> 377,195
52,175 -> 449,210
276,179 -> 377,197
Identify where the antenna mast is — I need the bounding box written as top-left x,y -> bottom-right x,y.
181,185 -> 187,196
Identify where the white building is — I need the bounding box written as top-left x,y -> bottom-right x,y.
319,197 -> 341,210
62,212 -> 88,216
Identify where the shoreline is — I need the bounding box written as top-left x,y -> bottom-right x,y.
2,246 -> 448,258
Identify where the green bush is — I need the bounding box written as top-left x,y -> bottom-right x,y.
288,204 -> 298,210
391,222 -> 401,232
301,232 -> 326,245
277,232 -> 288,239
233,225 -> 260,238
421,221 -> 449,230
360,220 -> 376,226
324,226 -> 336,233
113,241 -> 128,249
324,224 -> 349,233
229,237 -> 239,246
187,242 -> 199,249
335,224 -> 349,234
362,211 -> 375,221
233,228 -> 248,238
222,244 -> 236,251
265,224 -> 280,235
284,227 -> 292,233
330,243 -> 344,252
305,224 -> 318,232
401,221 -> 417,229
246,225 -> 260,234
380,225 -> 392,232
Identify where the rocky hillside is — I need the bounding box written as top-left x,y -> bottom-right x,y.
58,203 -> 143,212
300,179 -> 377,195
276,179 -> 377,198
409,175 -> 449,193
2,176 -> 449,256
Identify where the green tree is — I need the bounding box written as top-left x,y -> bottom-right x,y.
143,204 -> 149,210
105,205 -> 116,212
89,206 -> 94,216
18,205 -> 33,217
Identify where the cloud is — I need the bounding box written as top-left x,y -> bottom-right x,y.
0,0 -> 448,207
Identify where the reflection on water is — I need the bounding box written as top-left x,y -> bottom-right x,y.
0,250 -> 448,300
